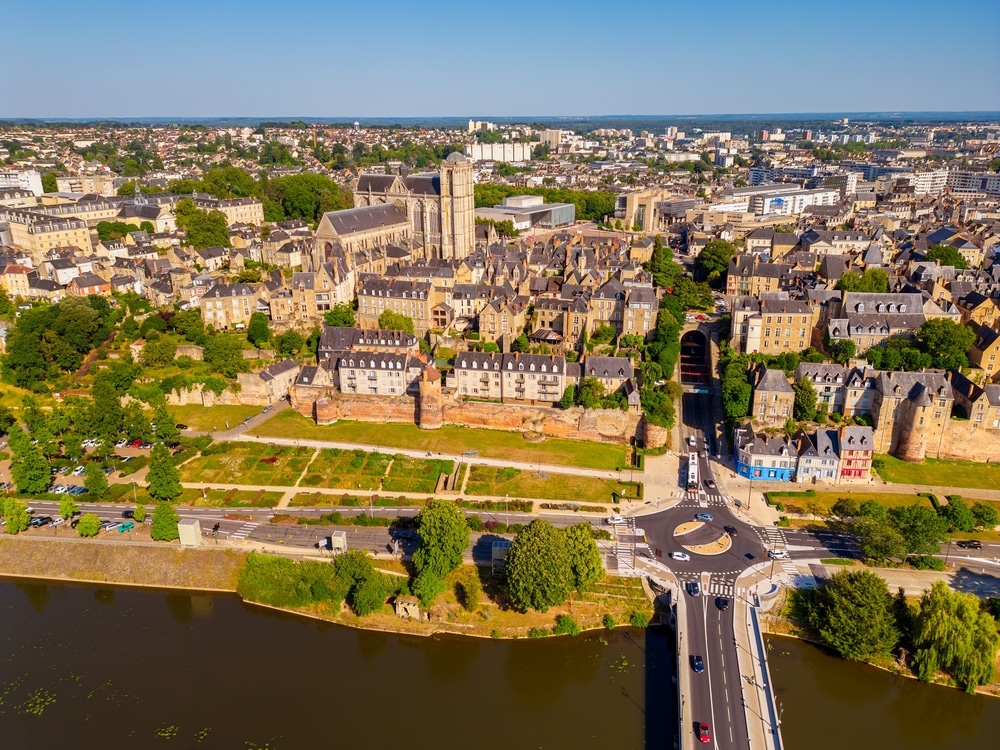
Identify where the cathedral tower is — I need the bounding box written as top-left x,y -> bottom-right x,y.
439,152 -> 475,259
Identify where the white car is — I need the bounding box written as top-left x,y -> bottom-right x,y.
669,552 -> 691,562
71,465 -> 86,477
767,549 -> 790,560
605,514 -> 625,525
115,439 -> 128,449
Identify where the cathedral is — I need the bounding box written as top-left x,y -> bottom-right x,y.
352,152 -> 475,260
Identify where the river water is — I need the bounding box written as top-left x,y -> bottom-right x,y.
0,579 -> 664,749
768,635 -> 1000,749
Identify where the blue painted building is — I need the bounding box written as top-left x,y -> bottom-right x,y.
733,423 -> 797,482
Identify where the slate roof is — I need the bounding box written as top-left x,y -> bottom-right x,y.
323,204 -> 408,235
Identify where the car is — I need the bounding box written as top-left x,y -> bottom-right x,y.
704,479 -> 716,490
956,540 -> 983,549
694,513 -> 713,522
242,416 -> 253,425
115,439 -> 128,449
716,597 -> 730,611
53,485 -> 69,494
605,514 -> 626,525
744,552 -> 756,561
670,552 -> 691,562
176,424 -> 189,431
697,723 -> 711,744
71,465 -> 86,477
102,521 -> 122,533
688,435 -> 697,447
139,442 -> 153,450
30,516 -> 53,528
724,525 -> 738,536
768,549 -> 790,560
118,456 -> 133,463
51,516 -> 65,527
131,439 -> 143,448
122,510 -> 135,519
104,467 -> 115,476
118,522 -> 135,533
70,518 -> 80,529
261,405 -> 272,414
686,581 -> 701,597
690,655 -> 705,673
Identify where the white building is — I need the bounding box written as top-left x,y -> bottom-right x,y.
0,169 -> 44,196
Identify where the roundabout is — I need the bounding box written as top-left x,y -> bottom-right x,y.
673,521 -> 733,556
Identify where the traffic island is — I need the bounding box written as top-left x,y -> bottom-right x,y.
672,522 -> 733,556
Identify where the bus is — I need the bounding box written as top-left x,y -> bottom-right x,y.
687,453 -> 699,490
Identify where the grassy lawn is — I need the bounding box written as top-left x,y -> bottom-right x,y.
874,453 -> 1000,491
287,492 -> 426,507
250,410 -> 627,471
769,490 -> 935,516
169,404 -> 262,431
465,465 -> 637,504
179,442 -> 313,486
299,449 -> 392,490
382,456 -> 454,493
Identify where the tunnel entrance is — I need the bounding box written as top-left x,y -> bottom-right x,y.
679,330 -> 709,386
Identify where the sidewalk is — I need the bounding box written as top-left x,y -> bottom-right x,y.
734,571 -> 782,750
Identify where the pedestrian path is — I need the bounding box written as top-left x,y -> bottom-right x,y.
230,521 -> 260,541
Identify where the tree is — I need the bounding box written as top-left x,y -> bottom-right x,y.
153,402 -> 179,442
377,311 -> 415,335
912,581 -> 999,693
939,497 -> 976,533
830,497 -> 859,519
831,339 -> 856,365
2,498 -> 30,535
835,268 -> 889,293
274,329 -> 305,357
971,501 -> 999,531
721,361 -> 752,420
76,513 -> 101,538
852,516 -> 907,562
10,439 -> 50,495
504,519 -> 572,612
59,496 -> 79,521
512,333 -> 530,353
246,312 -> 271,347
792,376 -> 817,421
324,304 -> 355,328
147,443 -> 182,502
150,502 -> 180,541
42,172 -> 58,193
559,386 -> 575,409
83,462 -> 109,500
412,500 -> 470,579
204,335 -> 250,377
577,377 -> 606,410
924,244 -> 968,270
858,499 -> 889,521
888,503 -> 948,557
564,523 -> 604,593
174,199 -> 231,250
412,570 -> 447,608
133,503 -> 147,523
806,570 -> 899,661
916,318 -> 976,371
140,337 -> 177,367
694,240 -> 735,285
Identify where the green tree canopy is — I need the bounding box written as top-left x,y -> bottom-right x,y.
412,500 -> 470,579
76,513 -> 101,537
323,304 -> 355,328
377,311 -> 415,335
150,502 -> 180,541
204,335 -> 250,376
2,498 -> 30,535
694,240 -> 735,286
792,376 -> 817,421
246,312 -> 271,347
83,462 -> 109,500
971,502 -> 999,531
852,516 -> 907,562
274,329 -> 306,358
147,443 -> 182,502
505,519 -> 572,612
564,523 -> 604,593
939,497 -> 976,533
175,199 -> 231,250
806,570 -> 899,661
913,581 -> 999,693
835,268 -> 889,293
924,244 -> 968,270
887,503 -> 948,557
10,430 -> 50,495
916,318 -> 976,370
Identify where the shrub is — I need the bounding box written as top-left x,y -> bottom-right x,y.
629,611 -> 651,628
603,614 -> 616,631
412,570 -> 446,608
776,516 -> 791,527
455,573 -> 481,612
910,555 -> 947,571
553,614 -> 581,636
528,628 -> 547,638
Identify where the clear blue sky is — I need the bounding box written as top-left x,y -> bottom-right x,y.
3,0 -> 998,118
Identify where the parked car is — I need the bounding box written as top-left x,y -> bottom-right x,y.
261,405 -> 272,414
956,540 -> 983,549
768,549 -> 790,560
139,442 -> 153,450
605,514 -> 626,525
122,510 -> 135,519
670,552 -> 691,562
71,465 -> 86,477
52,517 -> 65,527
130,439 -> 143,448
175,424 -> 189,431
29,516 -> 53,528
724,525 -> 738,536
118,522 -> 135,533
115,439 -> 128,449
102,521 -> 122,533
691,655 -> 705,673
694,513 -> 713,522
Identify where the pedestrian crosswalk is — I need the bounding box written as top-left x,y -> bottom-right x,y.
231,521 -> 259,541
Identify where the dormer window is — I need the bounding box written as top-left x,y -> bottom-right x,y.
899,304 -> 906,312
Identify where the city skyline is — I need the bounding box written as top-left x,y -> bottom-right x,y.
2,0 -> 998,118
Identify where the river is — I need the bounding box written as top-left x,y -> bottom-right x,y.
0,578 -> 663,749
768,635 -> 1000,749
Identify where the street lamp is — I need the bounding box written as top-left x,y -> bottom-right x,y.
505,493 -> 509,528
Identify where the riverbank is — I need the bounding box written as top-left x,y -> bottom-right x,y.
761,589 -> 1000,698
0,536 -> 653,640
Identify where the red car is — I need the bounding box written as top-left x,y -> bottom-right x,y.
698,723 -> 711,744
131,439 -> 143,448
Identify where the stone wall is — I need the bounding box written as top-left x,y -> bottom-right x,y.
165,384 -> 245,407
935,422 -> 1000,463
290,386 -> 642,444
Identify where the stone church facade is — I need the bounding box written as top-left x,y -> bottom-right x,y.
353,152 -> 475,260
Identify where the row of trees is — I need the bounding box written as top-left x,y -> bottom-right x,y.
864,319 -> 977,372
801,570 -> 999,693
